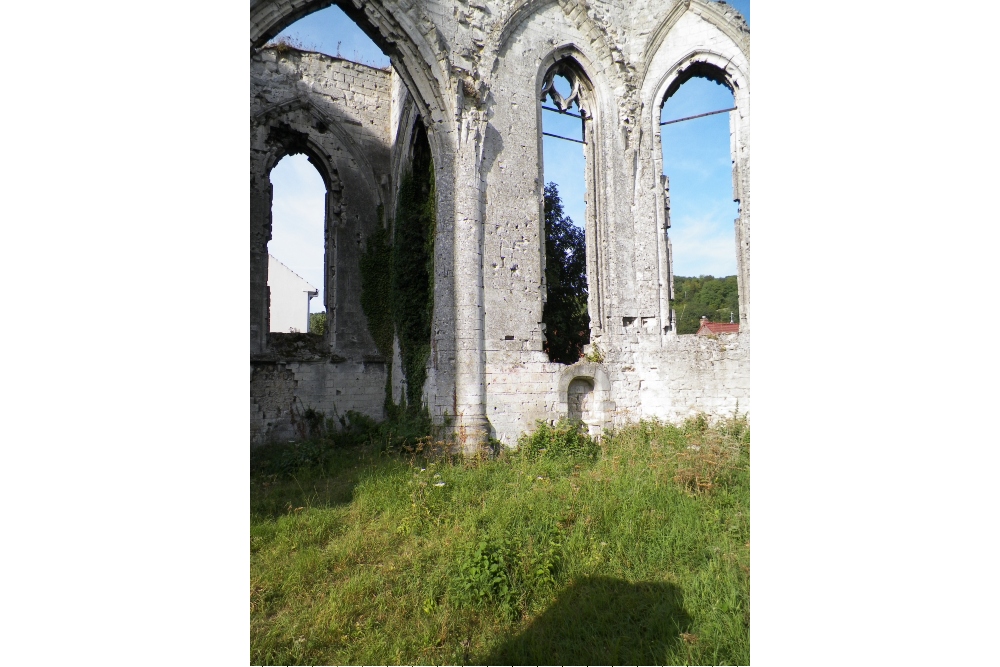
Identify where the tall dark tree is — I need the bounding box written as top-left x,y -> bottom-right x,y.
542,182 -> 590,364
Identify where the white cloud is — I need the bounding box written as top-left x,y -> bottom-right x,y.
670,207 -> 739,277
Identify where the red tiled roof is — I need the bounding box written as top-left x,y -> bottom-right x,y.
697,321 -> 740,335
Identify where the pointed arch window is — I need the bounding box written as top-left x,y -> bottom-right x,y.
538,57 -> 602,363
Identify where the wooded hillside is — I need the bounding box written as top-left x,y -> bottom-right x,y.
671,275 -> 740,334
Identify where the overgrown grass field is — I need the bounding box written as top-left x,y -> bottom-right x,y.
250,415 -> 749,665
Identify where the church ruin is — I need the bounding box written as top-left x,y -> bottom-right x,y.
250,0 -> 750,449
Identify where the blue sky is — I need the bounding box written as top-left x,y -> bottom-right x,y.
267,1 -> 750,308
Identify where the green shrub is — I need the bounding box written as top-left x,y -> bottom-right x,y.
249,439 -> 328,475
458,537 -> 516,615
456,527 -> 563,621
250,408 -> 433,476
517,419 -> 599,460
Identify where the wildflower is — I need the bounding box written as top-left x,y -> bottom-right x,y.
434,482 -> 446,487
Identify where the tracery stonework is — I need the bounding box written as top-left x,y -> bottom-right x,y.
541,64 -> 587,115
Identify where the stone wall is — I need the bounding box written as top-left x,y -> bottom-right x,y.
251,49 -> 396,442
251,360 -> 388,446
250,1 -> 751,448
484,332 -> 750,447
251,47 -> 393,357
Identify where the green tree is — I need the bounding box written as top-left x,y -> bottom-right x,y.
542,182 -> 590,364
309,312 -> 327,336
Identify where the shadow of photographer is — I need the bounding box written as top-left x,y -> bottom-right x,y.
479,575 -> 692,665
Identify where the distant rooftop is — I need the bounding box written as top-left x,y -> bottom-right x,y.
696,318 -> 739,335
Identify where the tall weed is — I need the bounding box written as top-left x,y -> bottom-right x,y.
672,414 -> 748,494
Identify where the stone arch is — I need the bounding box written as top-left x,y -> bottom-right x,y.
251,92 -> 394,357
555,362 -> 613,437
253,97 -> 384,204
639,0 -> 750,84
389,93 -> 423,223
250,1 -> 453,128
254,104 -> 341,187
647,49 -> 750,332
495,0 -> 626,89
495,0 -> 561,55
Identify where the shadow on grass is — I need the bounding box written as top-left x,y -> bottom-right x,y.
250,441 -> 396,519
480,576 -> 692,665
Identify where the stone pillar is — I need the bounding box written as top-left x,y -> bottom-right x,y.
451,112 -> 489,451
250,175 -> 272,355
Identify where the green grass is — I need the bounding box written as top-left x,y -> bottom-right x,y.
250,415 -> 749,665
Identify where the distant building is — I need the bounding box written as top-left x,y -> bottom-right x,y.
268,254 -> 318,333
696,316 -> 739,335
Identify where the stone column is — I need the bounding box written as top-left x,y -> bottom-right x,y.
451,111 -> 489,451
250,175 -> 272,355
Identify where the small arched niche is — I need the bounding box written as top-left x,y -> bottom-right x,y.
557,362 -> 613,438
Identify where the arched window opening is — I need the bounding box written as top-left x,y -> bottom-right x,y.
540,64 -> 591,364
660,75 -> 740,335
268,154 -> 326,334
258,4 -> 391,344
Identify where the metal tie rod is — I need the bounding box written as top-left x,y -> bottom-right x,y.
660,106 -> 736,126
542,131 -> 586,145
542,104 -> 584,119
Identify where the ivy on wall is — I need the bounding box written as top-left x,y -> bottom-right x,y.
392,125 -> 436,409
359,207 -> 394,359
359,123 -> 436,413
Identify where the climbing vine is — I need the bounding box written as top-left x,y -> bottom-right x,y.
359,124 -> 436,413
359,207 -> 394,359
392,126 -> 436,409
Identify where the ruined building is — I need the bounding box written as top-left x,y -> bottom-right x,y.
250,0 -> 750,449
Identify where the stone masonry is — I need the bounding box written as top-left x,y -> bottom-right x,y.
250,0 -> 750,449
